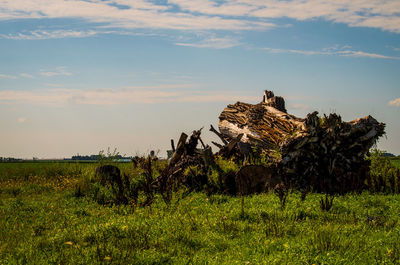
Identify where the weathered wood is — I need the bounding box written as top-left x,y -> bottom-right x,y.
171,139 -> 176,152
226,133 -> 244,153
158,129 -> 212,197
198,136 -> 207,149
169,133 -> 188,166
202,146 -> 215,169
216,91 -> 386,194
216,133 -> 244,158
210,124 -> 228,145
211,141 -> 223,149
263,90 -> 287,113
218,101 -> 305,153
186,128 -> 202,156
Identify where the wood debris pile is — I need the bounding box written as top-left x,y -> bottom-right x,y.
157,128 -> 216,199
214,90 -> 385,194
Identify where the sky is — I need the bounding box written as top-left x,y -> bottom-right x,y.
0,0 -> 399,158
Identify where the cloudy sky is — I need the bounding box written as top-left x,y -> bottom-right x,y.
0,0 -> 399,158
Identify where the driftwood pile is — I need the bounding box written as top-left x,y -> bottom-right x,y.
213,90 -> 386,194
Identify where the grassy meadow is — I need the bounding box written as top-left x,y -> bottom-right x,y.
1,160 -> 400,264
390,157 -> 400,169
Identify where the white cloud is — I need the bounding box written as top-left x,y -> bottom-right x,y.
0,0 -> 271,31
0,30 -> 100,40
170,0 -> 400,33
175,35 -> 241,49
263,46 -> 400,60
389,98 -> 400,107
122,84 -> 198,90
0,29 -> 165,40
264,47 -> 328,56
40,67 -> 72,77
0,73 -> 34,79
0,0 -> 399,34
0,86 -> 259,105
17,117 -> 26,123
0,74 -> 17,79
19,73 -> 34,78
337,50 -> 398,59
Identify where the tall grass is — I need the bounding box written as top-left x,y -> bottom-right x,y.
367,150 -> 400,193
390,157 -> 400,169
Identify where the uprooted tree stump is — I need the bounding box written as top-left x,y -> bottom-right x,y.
211,90 -> 385,194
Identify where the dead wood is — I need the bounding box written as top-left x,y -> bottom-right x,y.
210,124 -> 228,145
211,141 -> 224,149
171,139 -> 176,152
157,129 -> 214,199
215,90 -> 385,194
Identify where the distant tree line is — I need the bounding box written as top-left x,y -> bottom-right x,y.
0,154 -> 134,162
66,154 -> 132,161
0,157 -> 23,162
383,152 -> 398,157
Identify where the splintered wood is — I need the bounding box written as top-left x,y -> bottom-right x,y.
218,102 -> 305,153
215,90 -> 385,194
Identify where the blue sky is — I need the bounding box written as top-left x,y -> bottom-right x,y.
0,0 -> 399,158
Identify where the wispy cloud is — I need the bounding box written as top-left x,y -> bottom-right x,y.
0,0 -> 271,31
0,0 -> 399,34
0,87 -> 259,105
170,0 -> 400,33
338,50 -> 399,59
19,73 -> 34,78
122,84 -> 199,90
40,67 -> 72,77
389,98 -> 400,107
0,74 -> 17,79
0,73 -> 35,79
0,29 -> 166,40
264,46 -> 400,60
0,30 -> 100,40
175,35 -> 241,49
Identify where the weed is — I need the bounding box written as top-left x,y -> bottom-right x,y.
261,211 -> 294,238
310,226 -> 351,253
320,194 -> 334,211
274,183 -> 288,210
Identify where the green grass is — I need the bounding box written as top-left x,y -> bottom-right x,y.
390,157 -> 400,169
1,162 -> 400,264
0,161 -> 139,181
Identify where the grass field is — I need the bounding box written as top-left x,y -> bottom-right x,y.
390,157 -> 400,169
0,161 -> 134,181
1,162 -> 400,264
